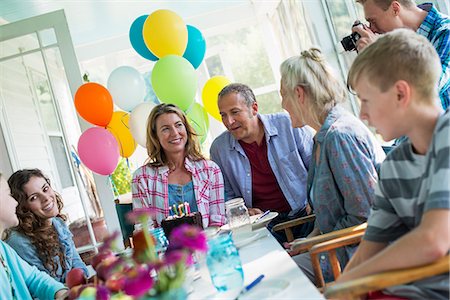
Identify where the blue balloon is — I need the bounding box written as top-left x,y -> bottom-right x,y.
129,15 -> 158,61
183,25 -> 206,69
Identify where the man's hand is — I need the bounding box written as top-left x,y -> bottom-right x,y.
353,24 -> 379,52
248,207 -> 263,216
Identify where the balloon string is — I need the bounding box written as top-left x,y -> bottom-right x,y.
109,175 -> 119,197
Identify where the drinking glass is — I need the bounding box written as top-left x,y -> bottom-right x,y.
206,232 -> 244,296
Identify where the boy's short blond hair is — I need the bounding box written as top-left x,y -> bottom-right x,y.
356,0 -> 415,10
348,29 -> 441,102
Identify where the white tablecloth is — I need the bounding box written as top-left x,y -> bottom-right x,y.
189,228 -> 324,299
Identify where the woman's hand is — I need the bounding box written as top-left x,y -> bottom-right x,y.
55,288 -> 69,299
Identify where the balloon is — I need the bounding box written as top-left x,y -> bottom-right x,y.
78,127 -> 120,175
107,66 -> 146,112
151,55 -> 197,111
143,71 -> 159,105
129,15 -> 159,61
107,111 -> 137,158
186,103 -> 209,144
143,9 -> 188,58
202,76 -> 231,121
74,83 -> 113,126
129,102 -> 157,147
183,25 -> 206,69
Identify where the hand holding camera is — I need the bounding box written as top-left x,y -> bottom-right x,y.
341,21 -> 378,52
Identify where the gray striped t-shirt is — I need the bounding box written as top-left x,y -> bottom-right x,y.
365,109 -> 450,300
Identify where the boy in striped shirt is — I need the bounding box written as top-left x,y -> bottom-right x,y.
335,29 -> 449,299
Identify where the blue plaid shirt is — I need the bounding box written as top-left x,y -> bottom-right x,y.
417,3 -> 450,109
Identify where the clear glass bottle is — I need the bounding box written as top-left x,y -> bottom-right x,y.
225,198 -> 251,231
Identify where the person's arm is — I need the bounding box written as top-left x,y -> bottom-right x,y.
337,209 -> 450,283
431,27 -> 450,107
327,132 -> 378,231
3,241 -> 66,300
292,126 -> 314,171
66,228 -> 89,277
342,238 -> 387,273
210,141 -> 237,200
207,161 -> 226,227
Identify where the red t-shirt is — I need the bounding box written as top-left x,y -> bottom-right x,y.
239,137 -> 291,213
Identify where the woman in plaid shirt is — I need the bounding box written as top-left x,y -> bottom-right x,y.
132,104 -> 226,228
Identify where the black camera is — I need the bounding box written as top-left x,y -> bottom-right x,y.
341,21 -> 362,51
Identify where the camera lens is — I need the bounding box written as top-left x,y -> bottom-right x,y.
341,32 -> 360,52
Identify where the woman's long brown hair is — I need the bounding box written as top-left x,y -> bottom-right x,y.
7,169 -> 68,277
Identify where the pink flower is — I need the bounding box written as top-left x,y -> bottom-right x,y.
98,231 -> 120,254
123,266 -> 154,297
126,207 -> 156,224
164,250 -> 189,266
168,224 -> 208,253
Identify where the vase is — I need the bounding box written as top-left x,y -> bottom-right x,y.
142,287 -> 187,300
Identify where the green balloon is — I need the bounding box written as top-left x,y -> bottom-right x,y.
151,55 -> 197,111
186,103 -> 209,144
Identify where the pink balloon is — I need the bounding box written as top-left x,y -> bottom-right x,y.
78,127 -> 120,175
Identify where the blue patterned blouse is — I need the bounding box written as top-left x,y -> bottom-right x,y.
308,106 -> 385,281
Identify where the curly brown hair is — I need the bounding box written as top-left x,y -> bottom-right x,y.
7,169 -> 68,277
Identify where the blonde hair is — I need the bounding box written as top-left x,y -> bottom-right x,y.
348,29 -> 441,102
145,103 -> 204,167
356,0 -> 415,10
280,48 -> 346,127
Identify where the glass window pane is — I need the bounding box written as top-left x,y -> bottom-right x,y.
38,28 -> 57,47
257,90 -> 282,114
205,55 -> 225,77
49,136 -> 74,188
207,25 -> 275,88
0,33 -> 40,59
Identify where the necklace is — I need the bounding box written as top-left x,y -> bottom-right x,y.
0,251 -> 17,300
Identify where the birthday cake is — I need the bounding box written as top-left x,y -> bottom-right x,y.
161,211 -> 203,237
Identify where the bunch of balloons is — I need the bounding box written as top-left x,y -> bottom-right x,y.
75,80 -> 139,176
129,9 -> 226,145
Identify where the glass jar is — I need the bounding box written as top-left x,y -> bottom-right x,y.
206,232 -> 244,297
225,198 -> 251,232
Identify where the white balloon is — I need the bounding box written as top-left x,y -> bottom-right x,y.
107,66 -> 146,112
129,102 -> 156,147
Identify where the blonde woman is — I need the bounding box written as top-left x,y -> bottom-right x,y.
132,103 -> 226,228
279,48 -> 385,284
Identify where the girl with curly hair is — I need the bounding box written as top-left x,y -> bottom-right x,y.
0,172 -> 68,299
5,169 -> 88,283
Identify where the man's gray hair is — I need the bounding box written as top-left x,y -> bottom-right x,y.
218,83 -> 257,107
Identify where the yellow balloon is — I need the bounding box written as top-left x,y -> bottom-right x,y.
107,111 -> 137,158
202,76 -> 231,121
143,10 -> 188,58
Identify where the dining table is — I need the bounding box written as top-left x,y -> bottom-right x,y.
189,227 -> 325,299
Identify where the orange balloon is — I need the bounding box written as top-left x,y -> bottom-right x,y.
74,83 -> 113,126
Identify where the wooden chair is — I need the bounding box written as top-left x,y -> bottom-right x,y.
272,214 -> 316,242
309,230 -> 365,287
289,223 -> 367,255
324,254 -> 450,300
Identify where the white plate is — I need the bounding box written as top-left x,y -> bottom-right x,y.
232,229 -> 267,249
240,279 -> 290,299
220,212 -> 279,231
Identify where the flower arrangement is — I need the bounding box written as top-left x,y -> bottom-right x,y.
67,208 -> 208,300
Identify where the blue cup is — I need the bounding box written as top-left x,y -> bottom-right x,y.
206,232 -> 244,294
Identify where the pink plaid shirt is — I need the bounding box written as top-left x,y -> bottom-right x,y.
132,157 -> 226,228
